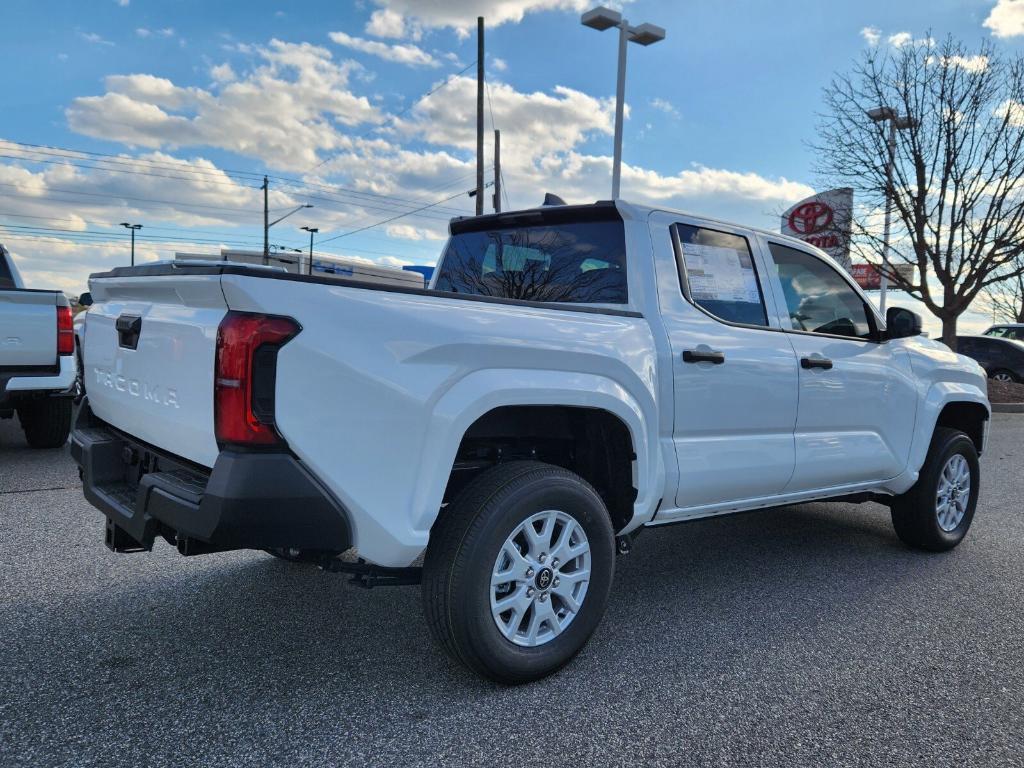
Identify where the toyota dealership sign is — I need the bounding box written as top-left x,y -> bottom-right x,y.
781,188 -> 854,271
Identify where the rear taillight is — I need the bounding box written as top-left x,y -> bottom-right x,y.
57,306 -> 74,356
214,311 -> 300,447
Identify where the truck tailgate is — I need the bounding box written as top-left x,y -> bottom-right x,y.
0,290 -> 57,367
85,275 -> 227,467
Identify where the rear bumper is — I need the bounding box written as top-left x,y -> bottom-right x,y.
69,400 -> 351,555
0,356 -> 75,409
2,354 -> 76,396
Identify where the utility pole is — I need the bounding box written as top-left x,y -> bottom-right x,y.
262,175 -> 269,265
475,16 -> 485,216
493,129 -> 501,213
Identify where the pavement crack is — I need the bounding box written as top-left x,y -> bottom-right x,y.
0,485 -> 78,495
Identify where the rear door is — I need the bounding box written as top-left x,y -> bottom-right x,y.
649,213 -> 800,512
760,240 -> 918,491
0,290 -> 57,368
84,274 -> 228,467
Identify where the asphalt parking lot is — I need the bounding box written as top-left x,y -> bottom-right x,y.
2,415 -> 1023,767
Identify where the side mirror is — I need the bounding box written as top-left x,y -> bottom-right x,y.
886,306 -> 922,339
78,292 -> 93,307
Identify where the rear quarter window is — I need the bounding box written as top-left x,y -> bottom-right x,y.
434,219 -> 628,304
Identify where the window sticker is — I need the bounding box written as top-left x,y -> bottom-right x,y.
683,243 -> 761,305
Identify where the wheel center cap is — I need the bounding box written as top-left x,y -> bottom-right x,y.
534,567 -> 554,591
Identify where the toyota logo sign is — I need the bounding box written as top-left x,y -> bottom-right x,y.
787,201 -> 834,235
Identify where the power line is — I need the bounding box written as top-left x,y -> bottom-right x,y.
0,139 -> 473,217
317,187 -> 472,245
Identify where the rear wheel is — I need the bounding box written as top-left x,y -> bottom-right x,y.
990,369 -> 1018,383
422,461 -> 615,684
17,398 -> 73,449
891,427 -> 979,551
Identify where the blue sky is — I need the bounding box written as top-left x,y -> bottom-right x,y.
1,0 -> 1022,331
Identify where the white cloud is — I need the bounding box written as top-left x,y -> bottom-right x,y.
210,62 -> 236,83
136,28 -> 150,38
860,26 -> 881,46
366,9 -> 421,40
985,0 -> 1024,38
650,97 -> 679,118
328,31 -> 438,67
386,223 -> 446,241
931,54 -> 990,73
66,40 -> 381,170
79,31 -> 115,47
116,0 -> 129,6
398,76 -> 615,161
887,31 -> 913,47
492,57 -> 508,72
158,27 -> 175,37
367,0 -> 611,35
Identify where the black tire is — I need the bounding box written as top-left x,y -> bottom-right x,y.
17,398 -> 73,449
422,461 -> 616,684
891,427 -> 979,552
990,369 -> 1018,384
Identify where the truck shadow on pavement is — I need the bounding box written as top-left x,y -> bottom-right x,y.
18,499 -> 959,697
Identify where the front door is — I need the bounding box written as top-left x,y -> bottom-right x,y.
760,240 -> 918,492
653,218 -> 800,512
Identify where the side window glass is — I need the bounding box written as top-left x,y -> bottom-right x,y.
673,224 -> 768,327
767,243 -> 874,340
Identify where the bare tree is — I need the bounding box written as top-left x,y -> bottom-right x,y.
983,259 -> 1024,323
815,36 -> 1024,348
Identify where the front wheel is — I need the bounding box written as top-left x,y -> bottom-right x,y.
891,427 -> 979,552
990,369 -> 1018,384
422,461 -> 616,684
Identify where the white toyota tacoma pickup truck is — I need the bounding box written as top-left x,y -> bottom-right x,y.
71,200 -> 990,682
0,244 -> 77,447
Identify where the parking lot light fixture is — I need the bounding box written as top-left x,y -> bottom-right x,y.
301,226 -> 319,276
867,106 -> 916,314
581,6 -> 666,199
119,222 -> 142,266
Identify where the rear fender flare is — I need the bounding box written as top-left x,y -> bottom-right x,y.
409,368 -> 662,538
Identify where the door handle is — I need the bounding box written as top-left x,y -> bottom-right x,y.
683,349 -> 726,365
800,356 -> 833,370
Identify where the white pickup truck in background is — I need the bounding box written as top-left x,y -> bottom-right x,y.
71,200 -> 990,682
0,244 -> 77,447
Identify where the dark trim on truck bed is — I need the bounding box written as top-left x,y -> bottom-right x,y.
70,399 -> 352,556
88,261 -> 644,319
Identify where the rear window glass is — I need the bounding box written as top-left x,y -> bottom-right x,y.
434,220 -> 627,304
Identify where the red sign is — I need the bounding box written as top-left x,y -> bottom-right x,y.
787,201 -> 834,235
850,264 -> 881,290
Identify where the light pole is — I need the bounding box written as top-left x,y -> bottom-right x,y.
301,226 -> 319,276
867,106 -> 915,315
582,6 -> 665,199
119,222 -> 142,266
264,204 -> 313,265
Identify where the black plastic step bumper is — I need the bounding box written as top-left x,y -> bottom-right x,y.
69,400 -> 351,555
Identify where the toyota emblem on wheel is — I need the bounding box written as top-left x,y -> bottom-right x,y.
787,201 -> 834,235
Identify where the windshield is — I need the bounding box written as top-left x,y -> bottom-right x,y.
434,219 -> 627,304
